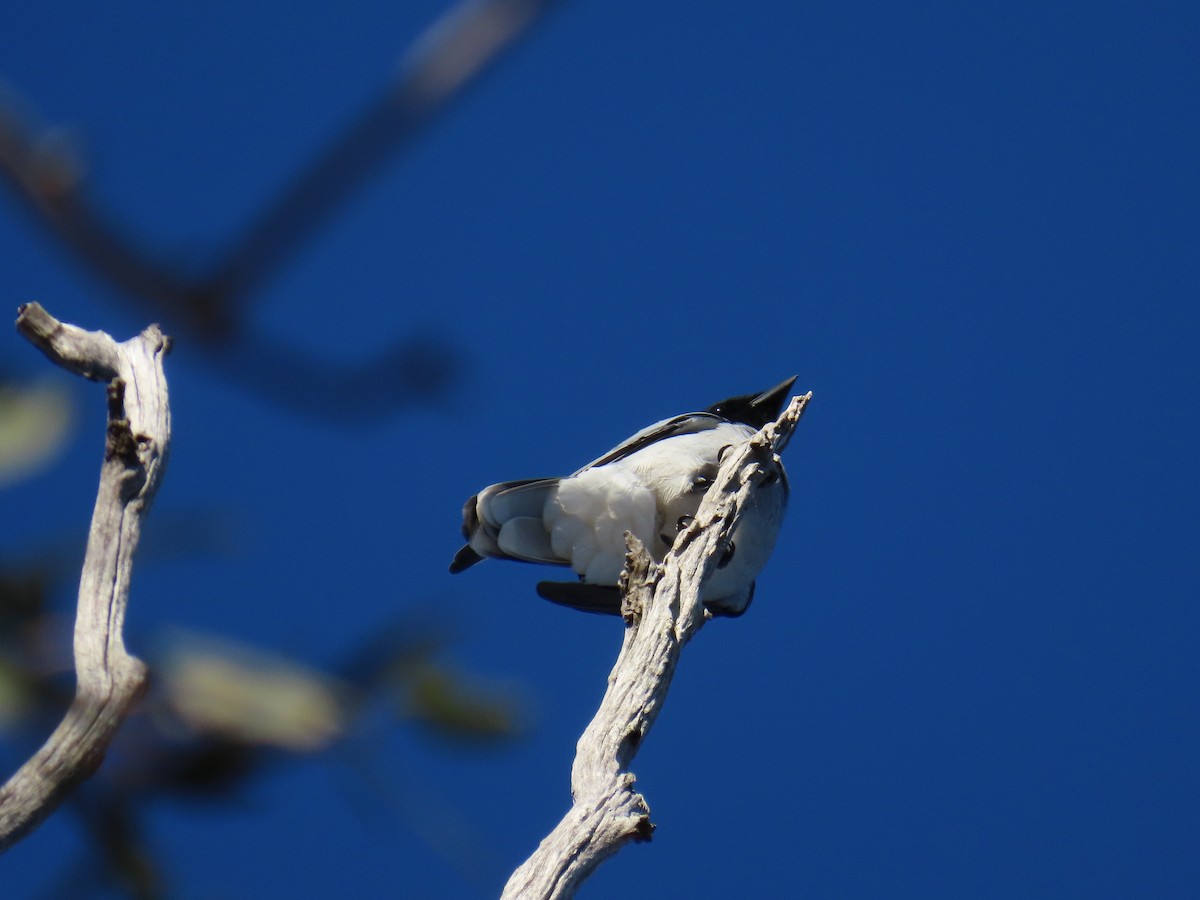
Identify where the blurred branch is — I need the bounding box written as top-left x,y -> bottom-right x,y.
0,0 -> 559,416
502,392 -> 812,900
0,109 -> 203,328
212,326 -> 461,421
0,303 -> 171,853
206,0 -> 560,306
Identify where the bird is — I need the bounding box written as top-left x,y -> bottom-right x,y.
449,377 -> 795,617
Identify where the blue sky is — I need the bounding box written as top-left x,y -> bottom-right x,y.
2,1 -> 1197,897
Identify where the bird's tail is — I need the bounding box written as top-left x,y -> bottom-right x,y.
449,478 -> 565,573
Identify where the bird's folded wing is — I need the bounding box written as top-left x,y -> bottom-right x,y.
496,517 -> 561,564
574,412 -> 724,474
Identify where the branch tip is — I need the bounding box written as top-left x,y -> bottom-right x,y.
632,816 -> 655,843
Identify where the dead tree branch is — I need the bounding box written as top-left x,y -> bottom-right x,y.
0,303 -> 172,853
501,391 -> 812,900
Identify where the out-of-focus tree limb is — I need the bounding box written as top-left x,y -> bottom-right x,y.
0,303 -> 171,853
501,392 -> 812,900
206,0 -> 561,308
0,1 -> 559,417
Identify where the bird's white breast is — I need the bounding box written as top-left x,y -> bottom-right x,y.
544,422 -> 765,590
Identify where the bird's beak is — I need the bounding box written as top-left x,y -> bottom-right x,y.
750,376 -> 798,422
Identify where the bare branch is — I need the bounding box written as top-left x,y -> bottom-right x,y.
502,392 -> 812,899
9,300 -> 123,381
0,303 -> 172,853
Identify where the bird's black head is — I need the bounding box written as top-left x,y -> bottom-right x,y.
707,376 -> 797,428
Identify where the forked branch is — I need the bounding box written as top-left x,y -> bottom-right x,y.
0,303 -> 172,852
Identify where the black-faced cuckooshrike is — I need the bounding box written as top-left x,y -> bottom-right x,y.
450,377 -> 795,617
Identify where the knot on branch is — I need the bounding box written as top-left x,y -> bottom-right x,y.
619,724 -> 644,759
104,380 -> 138,464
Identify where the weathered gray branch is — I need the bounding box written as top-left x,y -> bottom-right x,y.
0,303 -> 172,852
502,391 -> 811,899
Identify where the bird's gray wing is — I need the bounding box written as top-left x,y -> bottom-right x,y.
572,412 -> 725,475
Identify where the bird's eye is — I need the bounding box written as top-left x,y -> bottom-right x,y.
676,515 -> 694,532
717,542 -> 736,568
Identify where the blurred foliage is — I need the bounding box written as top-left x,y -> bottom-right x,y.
405,662 -> 521,740
0,553 -> 526,898
158,635 -> 347,752
0,379 -> 73,488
